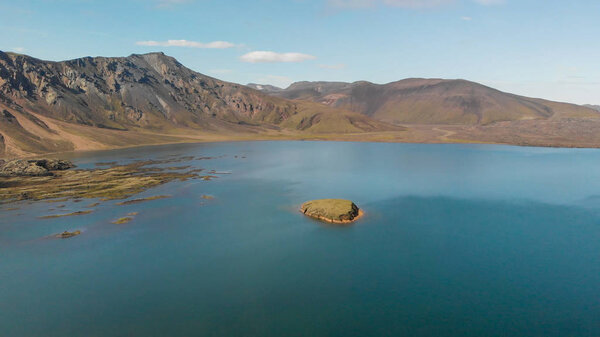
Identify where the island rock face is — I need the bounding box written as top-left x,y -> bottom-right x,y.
300,199 -> 362,224
0,159 -> 75,177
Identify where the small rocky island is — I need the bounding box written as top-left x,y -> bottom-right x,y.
300,199 -> 363,224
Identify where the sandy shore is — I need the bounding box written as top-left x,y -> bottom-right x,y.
4,118 -> 600,160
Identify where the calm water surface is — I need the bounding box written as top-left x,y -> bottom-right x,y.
1,141 -> 599,336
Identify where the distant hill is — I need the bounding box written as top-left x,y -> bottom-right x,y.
585,104 -> 600,112
246,83 -> 283,93
0,51 -> 396,157
260,79 -> 598,125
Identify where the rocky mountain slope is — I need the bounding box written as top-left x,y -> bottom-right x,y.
2,50 -> 599,157
0,51 -> 395,157
256,79 -> 599,125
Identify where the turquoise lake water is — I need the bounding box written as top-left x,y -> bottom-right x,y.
1,141 -> 599,336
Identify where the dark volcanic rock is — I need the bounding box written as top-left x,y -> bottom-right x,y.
36,159 -> 75,171
0,160 -> 51,176
0,159 -> 75,177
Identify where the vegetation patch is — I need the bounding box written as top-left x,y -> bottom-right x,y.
40,210 -> 93,219
112,217 -> 133,224
95,161 -> 117,166
56,230 -> 82,238
0,157 -> 203,204
116,195 -> 171,205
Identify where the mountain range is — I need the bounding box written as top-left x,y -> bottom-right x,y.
0,51 -> 394,157
248,79 -> 597,125
1,50 -> 599,157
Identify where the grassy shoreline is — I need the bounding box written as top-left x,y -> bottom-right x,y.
3,126 -> 599,161
0,158 -> 207,205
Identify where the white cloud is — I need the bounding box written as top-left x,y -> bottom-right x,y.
472,0 -> 505,5
319,63 -> 346,70
12,47 -> 25,53
383,0 -> 454,8
461,16 -> 472,20
328,0 -> 375,8
156,0 -> 192,8
136,40 -> 236,49
329,0 -> 453,9
240,51 -> 316,63
328,0 -> 503,9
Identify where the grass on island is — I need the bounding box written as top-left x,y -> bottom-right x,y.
116,195 -> 171,205
39,210 -> 93,219
112,217 -> 133,224
94,161 -> 117,166
56,230 -> 81,238
300,199 -> 361,224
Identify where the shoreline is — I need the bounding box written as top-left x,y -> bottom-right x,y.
302,209 -> 365,225
3,134 -> 600,160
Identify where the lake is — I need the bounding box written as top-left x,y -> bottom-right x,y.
1,141 -> 599,336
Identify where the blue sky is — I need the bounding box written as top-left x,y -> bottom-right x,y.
1,0 -> 599,104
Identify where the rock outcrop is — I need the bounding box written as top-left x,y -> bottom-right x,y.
0,159 -> 75,177
300,199 -> 362,224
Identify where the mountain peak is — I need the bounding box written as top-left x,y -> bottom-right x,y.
129,51 -> 166,58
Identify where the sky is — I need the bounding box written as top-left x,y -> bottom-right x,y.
1,0 -> 599,104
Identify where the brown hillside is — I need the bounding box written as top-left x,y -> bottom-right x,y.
0,51 -> 397,157
265,79 -> 599,125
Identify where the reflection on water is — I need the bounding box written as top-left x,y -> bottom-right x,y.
1,141 -> 599,336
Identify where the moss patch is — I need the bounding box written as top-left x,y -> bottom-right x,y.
116,195 -> 171,205
56,230 -> 81,238
0,157 -> 202,204
40,210 -> 93,219
112,217 -> 133,224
